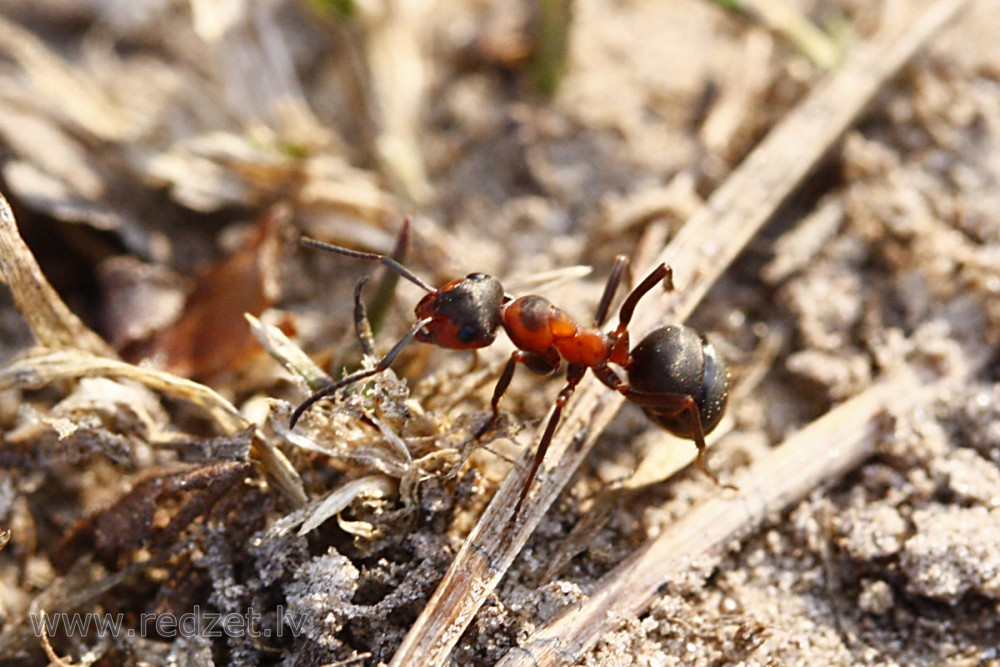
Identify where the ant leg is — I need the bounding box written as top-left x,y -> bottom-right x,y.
476,350 -> 559,437
614,263 -> 674,334
593,255 -> 629,327
510,364 -> 587,523
490,353 -> 520,421
627,389 -> 730,488
639,393 -> 719,486
605,264 -> 673,363
592,370 -> 731,489
591,362 -> 625,391
290,316 -> 433,428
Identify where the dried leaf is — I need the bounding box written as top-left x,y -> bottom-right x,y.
143,133 -> 302,212
0,107 -> 104,200
57,462 -> 252,569
126,207 -> 282,380
98,256 -> 189,349
0,15 -> 129,141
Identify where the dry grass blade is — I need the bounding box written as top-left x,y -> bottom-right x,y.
0,347 -> 306,505
298,474 -> 397,536
0,16 -> 127,141
362,3 -> 434,204
388,1 -> 970,665
2,348 -> 248,431
738,0 -> 843,68
0,192 -> 114,356
245,313 -> 331,391
497,359 -> 982,666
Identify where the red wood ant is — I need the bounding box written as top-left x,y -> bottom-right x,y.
291,235 -> 730,519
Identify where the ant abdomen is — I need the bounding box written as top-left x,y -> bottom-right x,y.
627,325 -> 729,438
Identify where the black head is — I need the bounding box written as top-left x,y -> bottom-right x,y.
414,273 -> 505,349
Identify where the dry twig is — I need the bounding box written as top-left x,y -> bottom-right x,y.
0,194 -> 114,356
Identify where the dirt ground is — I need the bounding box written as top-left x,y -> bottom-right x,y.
0,0 -> 999,665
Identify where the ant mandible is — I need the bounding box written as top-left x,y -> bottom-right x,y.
291,233 -> 730,520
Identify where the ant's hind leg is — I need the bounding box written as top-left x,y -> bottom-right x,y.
614,264 -> 673,333
680,404 -> 738,492
610,385 -> 735,491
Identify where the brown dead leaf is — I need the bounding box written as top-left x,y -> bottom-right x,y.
98,256 -> 189,350
123,207 -> 283,380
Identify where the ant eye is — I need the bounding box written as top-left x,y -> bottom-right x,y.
457,325 -> 479,344
466,273 -> 487,280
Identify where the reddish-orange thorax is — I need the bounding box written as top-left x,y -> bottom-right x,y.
554,328 -> 612,367
500,296 -> 613,368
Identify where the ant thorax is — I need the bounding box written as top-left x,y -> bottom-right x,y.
500,295 -> 613,367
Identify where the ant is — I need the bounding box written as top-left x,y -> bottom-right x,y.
291,233 -> 730,521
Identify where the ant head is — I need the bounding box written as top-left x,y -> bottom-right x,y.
414,273 -> 505,349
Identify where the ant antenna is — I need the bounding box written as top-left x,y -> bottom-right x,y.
290,315 -> 434,428
300,236 -> 435,293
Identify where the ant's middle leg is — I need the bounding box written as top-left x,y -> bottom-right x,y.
510,363 -> 587,523
593,255 -> 630,327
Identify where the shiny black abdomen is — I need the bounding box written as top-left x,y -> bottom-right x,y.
626,325 -> 728,438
